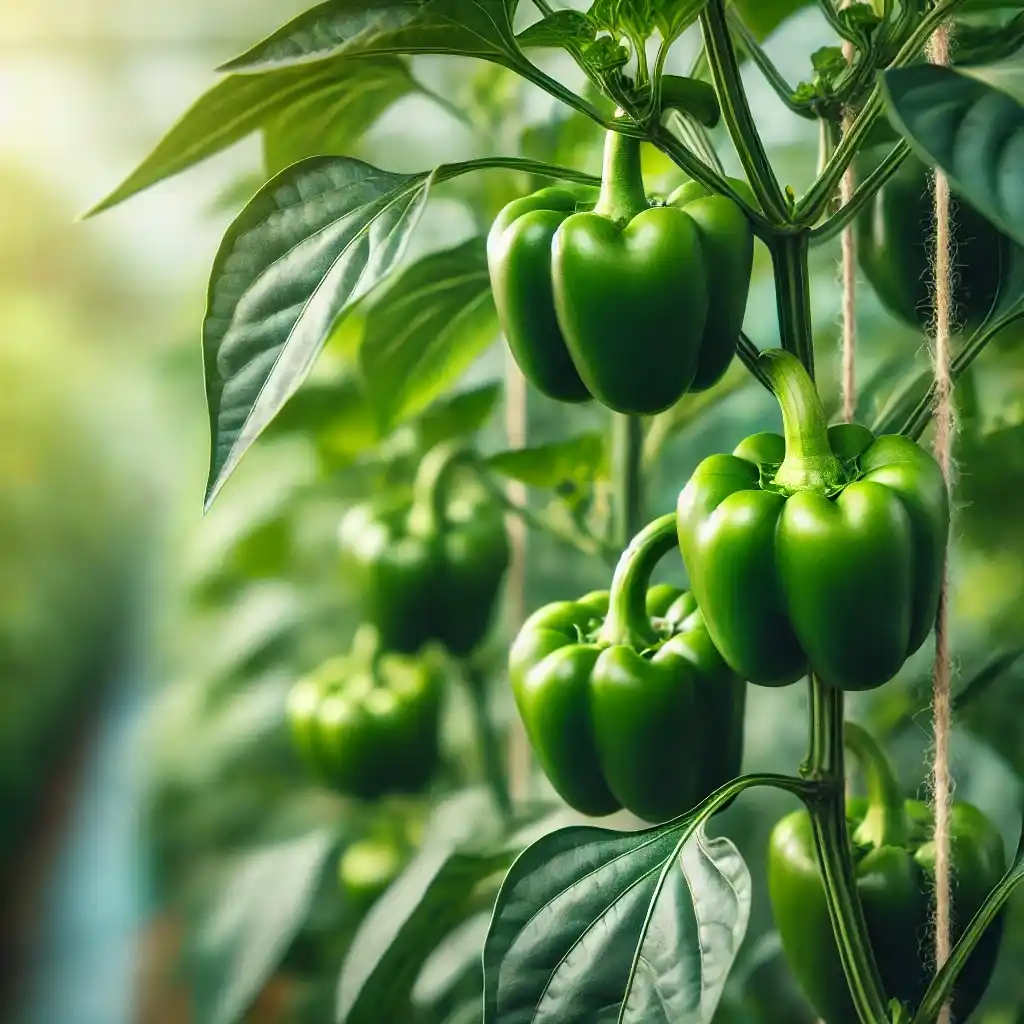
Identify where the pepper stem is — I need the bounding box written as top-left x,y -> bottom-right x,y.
408,441 -> 472,537
593,124 -> 649,223
758,348 -> 846,495
351,623 -> 386,684
597,513 -> 679,649
844,721 -> 909,849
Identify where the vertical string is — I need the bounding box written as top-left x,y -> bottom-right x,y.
927,23 -> 954,1024
840,28 -> 857,423
503,350 -> 532,805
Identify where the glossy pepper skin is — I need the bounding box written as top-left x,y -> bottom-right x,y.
667,178 -> 756,390
487,185 -> 599,403
769,724 -> 1006,1024
488,126 -> 754,414
857,150 -> 1009,332
678,349 -> 948,691
510,513 -> 746,822
287,626 -> 442,800
339,443 -> 509,658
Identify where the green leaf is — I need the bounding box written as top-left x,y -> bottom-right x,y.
485,433 -> 607,489
484,806 -> 753,1024
203,156 -> 423,507
193,831 -> 335,1024
262,58 -> 420,175
220,0 -> 523,74
88,58 -> 416,216
337,822 -> 514,1023
516,10 -> 594,50
359,238 -> 497,431
881,64 -> 1024,247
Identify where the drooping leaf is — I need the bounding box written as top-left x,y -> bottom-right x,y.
484,807 -> 753,1024
193,831 -> 336,1024
486,433 -> 608,489
221,0 -> 523,74
359,238 -> 497,430
412,912 -> 492,1010
203,156 -> 424,507
882,64 -> 1024,247
88,58 -> 416,215
262,59 -> 420,174
202,153 -> 593,506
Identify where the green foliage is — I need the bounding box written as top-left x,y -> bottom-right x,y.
192,832 -> 337,1024
359,239 -> 497,430
484,807 -> 752,1024
883,63 -> 1024,248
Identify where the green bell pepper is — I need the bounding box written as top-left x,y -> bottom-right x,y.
510,513 -> 746,822
857,150 -> 1010,333
287,625 -> 442,800
339,443 -> 510,658
769,723 -> 1006,1024
488,125 -> 754,414
678,349 -> 949,691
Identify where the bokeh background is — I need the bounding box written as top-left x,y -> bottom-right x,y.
3,2 -> 1024,1022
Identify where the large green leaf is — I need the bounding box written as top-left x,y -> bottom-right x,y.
88,58 -> 416,215
221,0 -> 523,74
202,153 -> 593,506
882,63 -> 1024,247
262,59 -> 421,174
359,238 -> 497,430
484,812 -> 752,1024
193,831 -> 336,1024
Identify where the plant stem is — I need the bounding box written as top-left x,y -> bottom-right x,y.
466,664 -> 513,822
805,678 -> 890,1024
811,141 -> 910,245
778,230 -> 888,1022
612,414 -> 645,550
771,232 -> 815,371
700,0 -> 789,223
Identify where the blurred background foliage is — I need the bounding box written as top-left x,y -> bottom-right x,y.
3,0 -> 1024,1022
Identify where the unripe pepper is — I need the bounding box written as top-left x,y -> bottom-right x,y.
339,443 -> 510,658
678,349 -> 949,691
509,513 -> 746,822
768,723 -> 1006,1023
857,150 -> 1009,332
488,118 -> 754,413
287,625 -> 442,800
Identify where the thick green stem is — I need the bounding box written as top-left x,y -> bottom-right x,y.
409,441 -> 470,536
845,721 -> 909,849
612,414 -> 645,551
806,679 -> 890,1024
771,232 -> 815,370
594,128 -> 649,222
700,0 -> 789,224
466,664 -> 512,822
759,349 -> 845,495
778,225 -> 888,1022
598,513 -> 677,649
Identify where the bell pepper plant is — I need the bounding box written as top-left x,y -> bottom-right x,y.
94,0 -> 1024,1021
